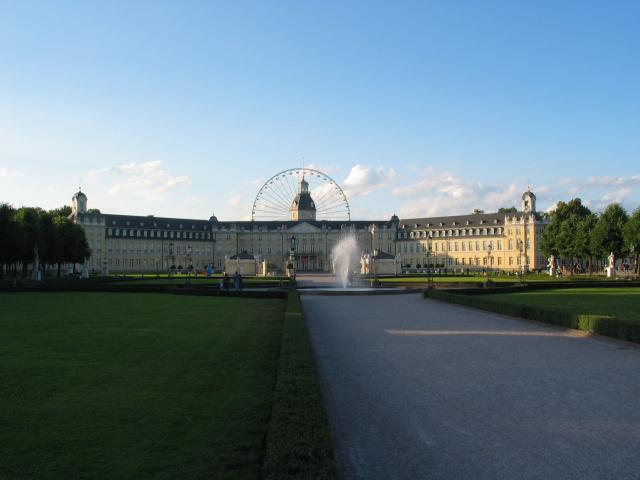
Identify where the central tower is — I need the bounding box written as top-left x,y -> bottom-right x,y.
290,176 -> 316,221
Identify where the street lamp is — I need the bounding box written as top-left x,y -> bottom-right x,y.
168,242 -> 175,280
517,239 -> 526,283
486,244 -> 493,275
426,243 -> 436,287
186,245 -> 193,281
289,236 -> 297,278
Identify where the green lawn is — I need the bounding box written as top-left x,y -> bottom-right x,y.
111,277 -> 289,286
0,293 -> 285,479
474,288 -> 640,325
377,273 -> 611,284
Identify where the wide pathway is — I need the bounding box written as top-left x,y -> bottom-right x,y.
302,293 -> 640,479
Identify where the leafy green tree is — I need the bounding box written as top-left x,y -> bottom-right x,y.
540,198 -> 593,272
68,223 -> 91,266
623,207 -> 640,274
0,203 -> 25,277
573,213 -> 598,273
14,207 -> 44,276
590,203 -> 629,265
472,209 -> 485,214
48,205 -> 72,218
38,210 -> 59,273
498,206 -> 517,215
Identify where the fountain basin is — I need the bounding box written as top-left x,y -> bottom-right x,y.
298,287 -> 422,296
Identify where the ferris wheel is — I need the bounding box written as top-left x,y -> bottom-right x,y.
251,168 -> 351,222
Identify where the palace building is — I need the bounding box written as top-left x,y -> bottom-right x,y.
71,170 -> 548,274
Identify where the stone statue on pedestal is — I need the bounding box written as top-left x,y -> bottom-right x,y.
547,255 -> 557,276
606,252 -> 615,278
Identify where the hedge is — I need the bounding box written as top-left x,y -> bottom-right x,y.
424,289 -> 640,344
262,292 -> 336,479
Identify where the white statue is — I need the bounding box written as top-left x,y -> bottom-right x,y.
606,252 -> 615,278
547,255 -> 557,276
33,246 -> 42,281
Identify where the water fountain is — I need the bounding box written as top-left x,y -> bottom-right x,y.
298,232 -> 415,295
331,232 -> 361,288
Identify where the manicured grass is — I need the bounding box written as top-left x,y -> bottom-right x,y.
263,293 -> 335,479
112,277 -> 289,286
425,287 -> 640,343
378,273 -> 611,283
0,293 -> 285,479
474,288 -> 640,325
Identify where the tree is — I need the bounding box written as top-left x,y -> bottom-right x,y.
498,206 -> 517,215
472,209 -> 485,214
590,203 -> 629,265
540,198 -> 593,273
0,203 -> 25,277
14,207 -> 44,276
623,207 -> 640,274
48,205 -> 72,218
573,213 -> 598,273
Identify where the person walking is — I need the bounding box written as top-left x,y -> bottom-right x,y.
233,271 -> 240,292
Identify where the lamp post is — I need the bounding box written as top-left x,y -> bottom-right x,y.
168,242 -> 174,280
517,239 -> 526,284
426,244 -> 436,287
186,245 -> 193,281
486,244 -> 493,276
289,235 -> 297,278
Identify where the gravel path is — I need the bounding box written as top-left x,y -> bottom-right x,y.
302,293 -> 640,480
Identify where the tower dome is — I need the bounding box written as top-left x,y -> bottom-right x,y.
290,176 -> 316,221
522,190 -> 536,213
72,188 -> 88,216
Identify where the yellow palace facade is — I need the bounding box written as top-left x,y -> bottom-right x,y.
72,177 -> 547,274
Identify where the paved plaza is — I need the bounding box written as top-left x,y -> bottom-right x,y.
302,291 -> 640,479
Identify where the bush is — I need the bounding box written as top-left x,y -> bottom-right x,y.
424,289 -> 640,344
262,292 -> 335,479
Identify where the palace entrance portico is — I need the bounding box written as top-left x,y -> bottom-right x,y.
294,254 -> 324,271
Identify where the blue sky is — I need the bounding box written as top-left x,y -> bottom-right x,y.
1,1 -> 639,219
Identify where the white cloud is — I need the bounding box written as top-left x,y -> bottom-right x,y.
306,163 -> 338,175
184,195 -> 205,206
584,175 -> 640,188
88,161 -> 191,201
0,168 -> 20,178
343,164 -> 396,198
393,167 -> 523,217
226,192 -> 242,206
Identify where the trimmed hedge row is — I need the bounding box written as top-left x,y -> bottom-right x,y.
262,292 -> 336,479
424,289 -> 640,344
0,283 -> 288,298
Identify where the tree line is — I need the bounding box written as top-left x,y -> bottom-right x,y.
0,204 -> 90,278
540,199 -> 640,274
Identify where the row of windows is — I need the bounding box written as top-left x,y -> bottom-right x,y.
403,256 -> 532,267
107,243 -> 211,255
107,228 -> 212,240
400,239 -> 534,254
110,220 -> 209,230
402,227 -> 504,239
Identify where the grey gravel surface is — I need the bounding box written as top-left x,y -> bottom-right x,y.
302,293 -> 640,480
